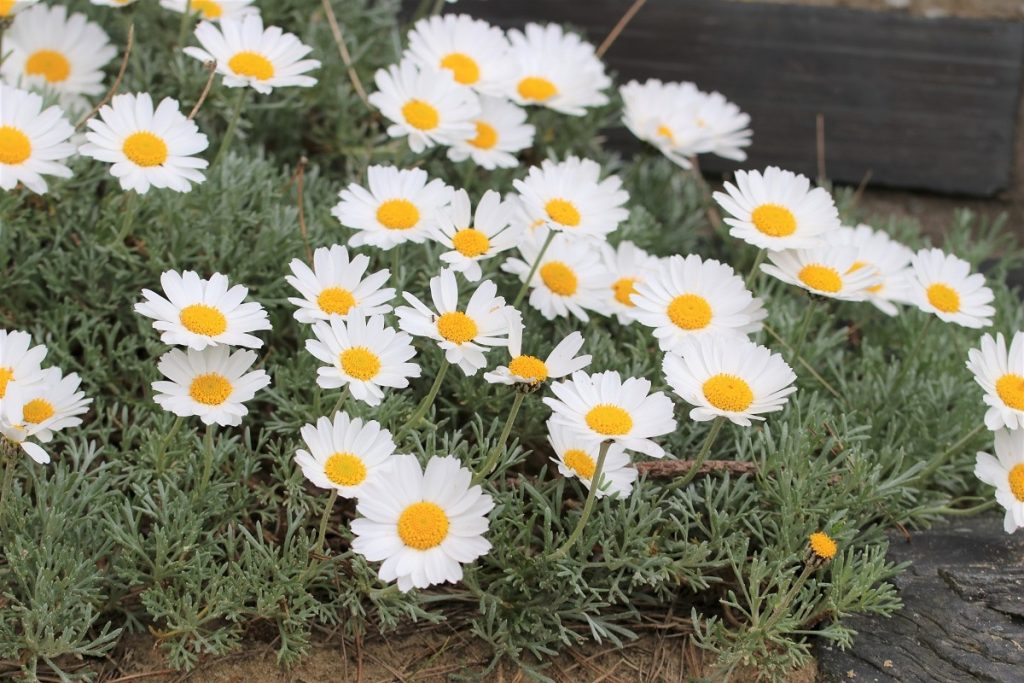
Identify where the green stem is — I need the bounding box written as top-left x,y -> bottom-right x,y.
889,315 -> 935,396
329,386 -> 349,418
199,424 -> 215,494
315,489 -> 339,552
391,243 -> 401,284
549,440 -> 611,560
763,324 -> 848,407
154,415 -> 184,475
0,441 -> 16,510
513,229 -> 556,308
916,422 -> 985,483
211,89 -> 248,168
668,417 -> 725,493
176,4 -> 193,47
115,191 -> 138,244
398,359 -> 449,437
760,562 -> 816,633
472,391 -> 526,486
745,248 -> 766,290
790,298 -> 817,360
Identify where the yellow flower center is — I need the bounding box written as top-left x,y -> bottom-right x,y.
436,311 -> 478,344
0,367 -> 13,398
468,121 -> 498,149
702,374 -> 754,412
563,448 -> 596,480
439,52 -> 480,85
808,531 -> 837,560
798,264 -> 843,293
228,51 -> 274,80
451,228 -> 490,257
750,204 -> 797,237
539,261 -> 578,296
339,346 -> 381,381
317,287 -> 356,315
847,261 -> 868,273
0,0 -> 15,17
926,283 -> 960,313
323,452 -> 367,487
585,404 -> 633,436
189,0 -> 222,19
612,277 -> 639,307
517,76 -> 558,102
1009,464 -> 1024,502
655,124 -> 675,144
995,374 -> 1024,411
0,126 -> 32,165
122,131 -> 169,167
508,355 -> 548,384
397,501 -> 449,550
544,198 -> 581,227
25,49 -> 71,83
401,98 -> 440,131
22,398 -> 55,424
667,293 -> 712,330
188,373 -> 232,406
376,199 -> 420,230
179,304 -> 228,337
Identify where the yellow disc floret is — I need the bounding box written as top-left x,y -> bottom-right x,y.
317,287 -> 356,315
808,531 -> 838,560
376,199 -> 420,230
926,283 -> 960,314
544,198 -> 581,227
188,373 -> 233,406
751,204 -> 797,237
702,374 -> 754,412
0,367 -> 13,398
612,277 -> 639,307
397,501 -> 449,550
508,355 -> 548,384
585,404 -> 633,436
22,398 -> 55,424
228,51 -> 275,80
401,99 -> 440,131
0,126 -> 32,165
1008,464 -> 1024,502
468,121 -> 498,149
439,52 -> 480,85
179,304 -> 228,337
996,374 -> 1024,411
436,311 -> 478,344
451,228 -> 490,257
517,76 -> 558,102
324,452 -> 367,487
798,264 -> 843,294
539,261 -> 578,296
563,448 -> 596,479
25,50 -> 70,83
340,346 -> 382,381
667,294 -> 712,330
122,132 -> 169,167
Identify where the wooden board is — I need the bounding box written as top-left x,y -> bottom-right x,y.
429,0 -> 1024,197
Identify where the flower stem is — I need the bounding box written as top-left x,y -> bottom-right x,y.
212,88 -> 248,168
472,391 -> 526,486
199,424 -> 215,494
763,324 -> 848,407
889,314 -> 935,396
391,244 -> 401,285
745,248 -> 766,290
398,359 -> 449,438
329,386 -> 350,418
549,440 -> 611,560
176,5 -> 193,47
665,417 -> 725,494
916,422 -> 985,483
513,229 -> 556,308
315,488 -> 339,553
154,415 -> 184,475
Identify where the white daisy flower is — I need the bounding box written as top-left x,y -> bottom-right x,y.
632,254 -> 766,353
975,428 -> 1024,534
484,328 -> 591,387
134,270 -> 272,350
506,23 -> 610,116
0,329 -> 47,401
184,14 -> 320,94
305,313 -> 421,407
663,336 -> 797,427
446,95 -> 535,170
0,84 -> 75,195
761,247 -> 882,301
713,167 -> 841,251
690,89 -> 753,163
544,370 -> 677,458
907,248 -> 994,328
594,240 -> 661,324
502,228 -> 606,322
294,412 -> 397,498
79,92 -> 210,194
332,165 -> 453,251
0,1 -> 40,18
966,332 -> 1024,431
833,224 -> 914,316
286,245 -> 395,324
395,268 -> 518,376
351,454 -> 494,592
152,346 -> 270,427
0,366 -> 91,465
431,189 -> 521,282
620,79 -> 706,169
1,4 -> 117,109
160,0 -> 258,21
512,157 -> 629,239
404,14 -> 515,97
548,421 -> 635,499
368,58 -> 479,154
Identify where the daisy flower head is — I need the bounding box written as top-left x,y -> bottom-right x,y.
0,1 -> 40,18
351,454 -> 494,592
619,79 -> 705,169
0,329 -> 47,401
833,224 -> 913,316
432,189 -> 522,282
79,92 -> 210,194
544,370 -> 677,458
0,367 -> 91,465
446,95 -> 535,170
395,268 -> 518,376
1,3 -> 117,109
286,245 -> 395,324
134,270 -> 272,350
332,165 -> 453,251
484,328 -> 591,387
369,58 -> 479,154
548,422 -> 636,499
966,332 -> 1024,431
294,412 -> 397,499
713,167 -> 841,251
632,254 -> 766,353
160,0 -> 259,21
808,531 -> 838,561
501,228 -> 606,322
404,14 -> 515,97
512,157 -> 629,239
693,90 -> 753,162
184,14 -> 320,94
761,247 -> 882,302
907,248 -> 994,328
975,429 -> 1024,534
595,240 -> 661,324
152,346 -> 270,427
0,84 -> 75,195
506,23 -> 610,116
305,313 -> 420,407
663,335 -> 797,427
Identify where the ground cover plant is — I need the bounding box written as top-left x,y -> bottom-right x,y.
1,0 -> 1022,681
